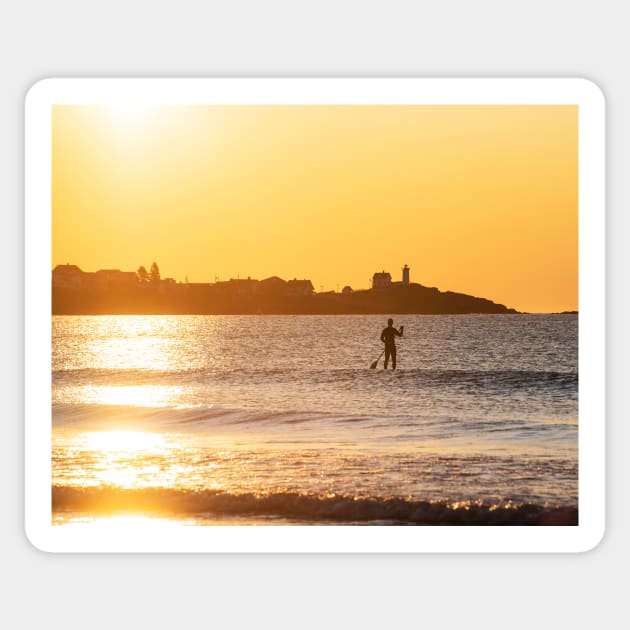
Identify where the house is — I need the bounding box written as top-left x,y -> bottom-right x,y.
93,269 -> 138,288
259,276 -> 287,294
52,264 -> 85,288
286,279 -> 315,296
220,278 -> 260,297
372,270 -> 392,289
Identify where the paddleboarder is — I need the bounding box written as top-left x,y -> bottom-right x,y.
380,318 -> 404,369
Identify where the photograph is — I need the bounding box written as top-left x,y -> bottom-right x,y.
49,97 -> 580,527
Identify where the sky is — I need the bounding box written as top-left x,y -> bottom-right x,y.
52,104 -> 577,313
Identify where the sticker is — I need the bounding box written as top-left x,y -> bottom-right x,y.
25,78 -> 605,552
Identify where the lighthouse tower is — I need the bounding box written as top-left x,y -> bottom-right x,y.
402,264 -> 410,285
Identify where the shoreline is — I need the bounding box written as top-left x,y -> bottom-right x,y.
52,282 -> 521,316
52,486 -> 579,527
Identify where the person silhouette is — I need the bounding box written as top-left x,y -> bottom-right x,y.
380,318 -> 403,369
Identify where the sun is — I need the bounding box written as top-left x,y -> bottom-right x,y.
102,103 -> 161,141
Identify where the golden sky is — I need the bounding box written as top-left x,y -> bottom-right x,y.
52,104 -> 577,313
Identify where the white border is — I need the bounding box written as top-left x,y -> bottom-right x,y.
25,78 -> 605,553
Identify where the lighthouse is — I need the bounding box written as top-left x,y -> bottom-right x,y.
402,264 -> 410,285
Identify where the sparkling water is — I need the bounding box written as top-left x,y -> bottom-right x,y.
52,314 -> 578,525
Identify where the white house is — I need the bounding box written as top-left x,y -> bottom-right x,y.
372,271 -> 392,289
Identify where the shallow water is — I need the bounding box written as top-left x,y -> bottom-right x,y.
52,314 -> 578,525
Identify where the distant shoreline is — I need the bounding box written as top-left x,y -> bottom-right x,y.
52,282 -> 524,315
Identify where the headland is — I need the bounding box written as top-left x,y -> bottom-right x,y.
52,263 -> 519,315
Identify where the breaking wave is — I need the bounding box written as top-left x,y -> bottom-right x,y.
52,485 -> 578,526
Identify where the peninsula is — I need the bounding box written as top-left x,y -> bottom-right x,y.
52,263 -> 519,315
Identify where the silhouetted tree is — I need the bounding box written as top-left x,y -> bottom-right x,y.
150,262 -> 161,284
137,265 -> 149,283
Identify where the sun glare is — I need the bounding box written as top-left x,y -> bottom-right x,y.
83,430 -> 165,453
54,430 -> 192,489
79,385 -> 185,407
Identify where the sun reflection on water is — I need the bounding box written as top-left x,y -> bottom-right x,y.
76,385 -> 187,407
60,430 -> 196,490
53,515 -> 197,529
83,430 -> 165,452
61,316 -> 207,372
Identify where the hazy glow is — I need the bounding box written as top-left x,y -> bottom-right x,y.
53,105 -> 578,312
106,103 -> 157,123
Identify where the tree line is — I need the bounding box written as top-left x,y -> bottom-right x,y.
136,262 -> 160,284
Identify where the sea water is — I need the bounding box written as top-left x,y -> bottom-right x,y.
52,314 -> 578,525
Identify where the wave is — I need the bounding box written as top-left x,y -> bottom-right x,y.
52,402 -> 367,431
53,367 -> 578,392
52,399 -> 580,437
52,485 -> 578,526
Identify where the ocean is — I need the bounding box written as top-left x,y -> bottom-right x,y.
52,314 -> 578,526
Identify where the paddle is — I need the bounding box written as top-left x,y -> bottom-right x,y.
370,350 -> 385,369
